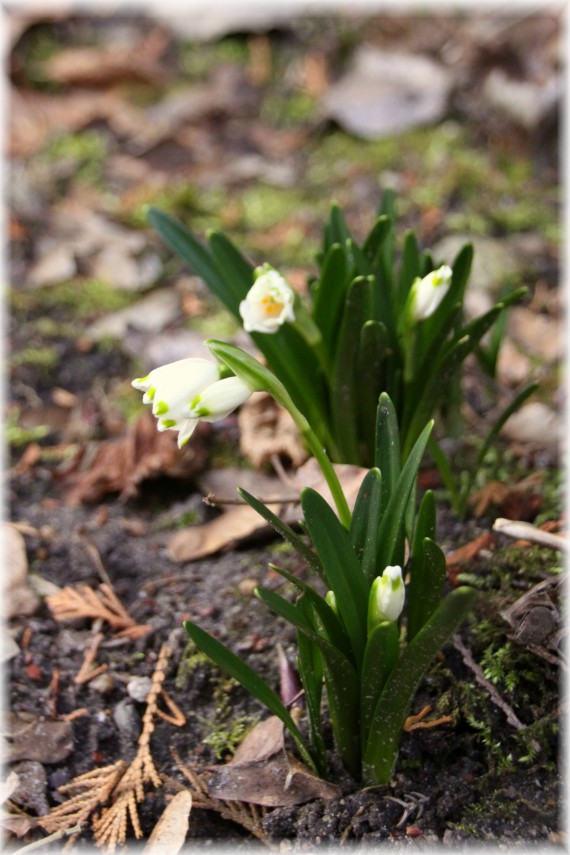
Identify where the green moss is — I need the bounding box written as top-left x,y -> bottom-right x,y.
188,307 -> 241,340
5,407 -> 50,447
262,90 -> 319,127
14,278 -> 135,321
41,130 -> 108,184
11,347 -> 59,370
179,38 -> 249,80
124,185 -> 200,230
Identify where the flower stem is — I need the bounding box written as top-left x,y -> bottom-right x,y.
301,425 -> 352,529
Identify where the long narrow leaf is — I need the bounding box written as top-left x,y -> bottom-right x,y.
407,537 -> 446,642
207,230 -> 255,295
360,621 -> 400,751
183,621 -> 316,772
363,586 -> 477,784
301,488 -> 369,664
268,564 -> 354,662
375,392 -> 401,508
350,468 -> 382,585
358,321 -> 388,462
148,208 -> 231,307
331,276 -> 374,463
312,243 -> 350,353
376,419 -> 433,570
238,488 -> 323,578
296,624 -> 327,773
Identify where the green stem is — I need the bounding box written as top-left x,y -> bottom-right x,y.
292,301 -> 333,382
302,425 -> 352,530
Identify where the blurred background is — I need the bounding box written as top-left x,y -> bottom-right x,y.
7,3 -> 562,460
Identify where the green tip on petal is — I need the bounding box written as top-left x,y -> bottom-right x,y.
160,419 -> 177,428
154,401 -> 169,416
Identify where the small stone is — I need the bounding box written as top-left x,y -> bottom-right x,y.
238,578 -> 258,597
89,673 -> 115,695
113,699 -> 141,742
127,675 -> 153,703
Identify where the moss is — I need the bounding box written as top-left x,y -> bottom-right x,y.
123,185 -> 200,230
262,89 -> 319,127
13,278 -> 135,321
11,346 -> 59,370
40,130 -> 108,184
188,307 -> 241,340
179,37 -> 249,80
5,407 -> 50,447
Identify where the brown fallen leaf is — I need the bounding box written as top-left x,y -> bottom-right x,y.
207,716 -> 340,807
4,713 -> 74,764
169,458 -> 367,562
168,505 -> 273,563
58,410 -> 210,504
41,30 -> 170,87
446,532 -> 495,585
238,392 -> 308,470
143,790 -> 192,855
508,306 -> 563,364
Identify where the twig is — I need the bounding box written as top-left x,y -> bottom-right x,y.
452,634 -> 527,731
203,492 -> 298,507
493,518 -> 567,552
13,824 -> 84,853
75,632 -> 108,684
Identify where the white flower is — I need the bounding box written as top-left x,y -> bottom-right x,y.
410,264 -> 452,321
183,376 -> 252,422
368,566 -> 405,632
239,266 -> 296,333
132,358 -> 252,448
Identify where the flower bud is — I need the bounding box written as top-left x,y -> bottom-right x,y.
368,566 -> 405,634
185,376 -> 252,422
325,590 -> 339,617
409,265 -> 452,321
239,266 -> 296,333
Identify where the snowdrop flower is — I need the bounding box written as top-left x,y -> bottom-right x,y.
367,566 -> 405,633
409,265 -> 452,321
239,265 -> 296,334
132,358 -> 252,448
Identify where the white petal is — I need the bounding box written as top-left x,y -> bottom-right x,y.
185,376 -> 252,421
177,419 -> 199,448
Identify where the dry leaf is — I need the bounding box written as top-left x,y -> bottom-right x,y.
3,524 -> 41,618
5,713 -> 73,764
446,532 -> 495,569
143,790 -> 192,855
289,458 -> 367,514
508,307 -> 562,364
168,506 -> 272,562
59,410 -> 210,504
41,32 -> 170,87
207,716 -> 339,807
238,392 -> 308,470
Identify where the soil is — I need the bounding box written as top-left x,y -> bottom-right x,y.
5,8 -> 563,852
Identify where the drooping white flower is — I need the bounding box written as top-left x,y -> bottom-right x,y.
409,264 -> 452,321
239,266 -> 296,334
132,358 -> 252,448
367,566 -> 405,633
184,376 -> 252,422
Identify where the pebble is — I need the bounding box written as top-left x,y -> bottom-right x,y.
113,699 -> 141,742
127,675 -> 153,703
89,673 -> 115,695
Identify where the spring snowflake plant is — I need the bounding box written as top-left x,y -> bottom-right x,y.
148,192 -> 536,514
132,343 -> 477,785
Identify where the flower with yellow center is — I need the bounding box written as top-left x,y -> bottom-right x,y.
239,266 -> 296,333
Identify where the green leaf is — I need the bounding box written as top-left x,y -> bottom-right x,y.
238,488 -> 323,578
183,621 -> 316,772
296,621 -> 327,773
363,586 -> 477,784
427,435 -> 461,512
360,621 -> 400,751
407,536 -> 446,642
397,231 -> 421,311
268,564 -> 354,662
148,208 -> 232,308
331,276 -> 374,463
301,488 -> 369,664
376,419 -> 433,570
350,468 -> 382,585
375,392 -> 401,508
207,230 -> 255,296
358,322 -> 389,462
312,243 -> 350,352
363,215 -> 392,263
